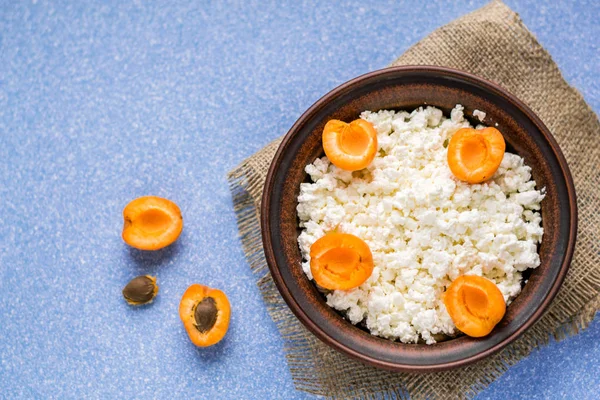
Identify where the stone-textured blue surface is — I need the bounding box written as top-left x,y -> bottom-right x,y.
0,0 -> 598,398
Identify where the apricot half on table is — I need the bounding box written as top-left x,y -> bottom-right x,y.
310,232 -> 374,291
122,196 -> 183,250
447,127 -> 506,184
322,119 -> 378,171
179,284 -> 231,347
443,275 -> 506,337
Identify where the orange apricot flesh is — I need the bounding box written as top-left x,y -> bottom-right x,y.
122,196 -> 183,250
322,119 -> 378,171
447,127 -> 506,183
443,275 -> 506,337
179,284 -> 231,347
310,232 -> 374,290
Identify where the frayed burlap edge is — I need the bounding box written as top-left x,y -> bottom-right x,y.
227,1 -> 600,398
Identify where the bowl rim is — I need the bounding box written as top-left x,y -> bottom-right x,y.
261,65 -> 578,371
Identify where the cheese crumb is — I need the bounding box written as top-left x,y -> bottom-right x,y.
473,109 -> 486,122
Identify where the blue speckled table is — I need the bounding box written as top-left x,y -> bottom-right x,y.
1,1 -> 598,398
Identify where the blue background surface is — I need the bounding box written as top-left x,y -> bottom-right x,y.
1,0 -> 598,398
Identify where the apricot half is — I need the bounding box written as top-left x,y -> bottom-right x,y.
122,196 -> 183,250
322,119 -> 378,171
443,275 -> 506,337
179,284 -> 231,347
447,127 -> 505,183
310,232 -> 374,290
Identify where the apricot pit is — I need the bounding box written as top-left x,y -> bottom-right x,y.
122,275 -> 159,306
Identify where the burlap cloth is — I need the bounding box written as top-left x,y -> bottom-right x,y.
228,1 -> 600,398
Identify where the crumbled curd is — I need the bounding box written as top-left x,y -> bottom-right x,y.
297,105 -> 544,344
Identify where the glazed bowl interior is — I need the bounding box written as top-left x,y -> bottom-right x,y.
261,66 -> 576,371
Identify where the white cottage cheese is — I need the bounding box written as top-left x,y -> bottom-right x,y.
473,109 -> 487,122
297,105 -> 544,344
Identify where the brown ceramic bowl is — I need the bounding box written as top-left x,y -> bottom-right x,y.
261,66 -> 577,372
